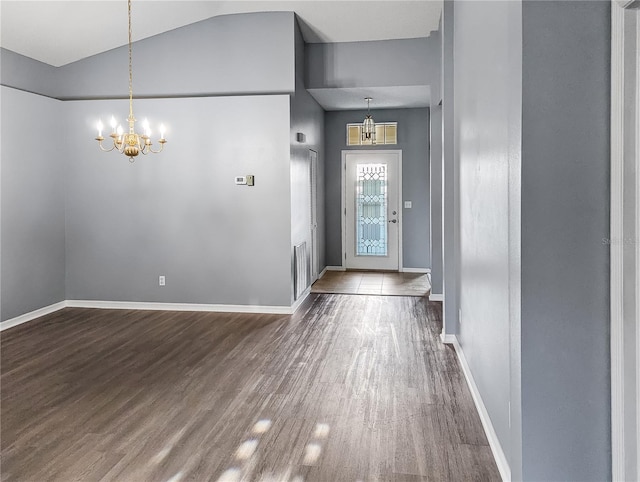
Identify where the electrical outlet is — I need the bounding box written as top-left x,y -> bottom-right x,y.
159,275 -> 166,286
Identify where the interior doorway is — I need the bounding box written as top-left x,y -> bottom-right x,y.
342,150 -> 402,270
309,149 -> 319,283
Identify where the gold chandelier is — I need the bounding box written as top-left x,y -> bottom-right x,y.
95,0 -> 167,162
362,97 -> 376,143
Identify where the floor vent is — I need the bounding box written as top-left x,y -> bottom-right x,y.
294,242 -> 309,300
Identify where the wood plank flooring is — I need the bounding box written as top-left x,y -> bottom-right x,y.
1,295 -> 499,481
311,272 -> 431,297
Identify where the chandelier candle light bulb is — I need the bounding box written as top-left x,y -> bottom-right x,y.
143,118 -> 151,138
94,0 -> 167,162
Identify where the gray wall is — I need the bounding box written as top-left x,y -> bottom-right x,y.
0,49 -> 59,98
429,105 -> 443,295
520,2 -> 610,480
305,37 -> 437,111
1,87 -> 66,321
324,108 -> 430,269
2,12 -> 296,99
1,11 -> 311,316
290,17 -> 326,299
428,17 -> 443,296
452,0 -> 611,480
65,95 -> 293,307
454,1 -> 522,474
441,0 -> 458,334
620,7 -> 639,481
427,19 -> 442,105
306,38 -> 436,90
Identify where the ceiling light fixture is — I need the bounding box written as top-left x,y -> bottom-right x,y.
95,0 -> 167,162
362,97 -> 376,143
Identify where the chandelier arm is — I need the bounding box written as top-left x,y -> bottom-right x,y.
97,140 -> 118,153
146,142 -> 166,154
139,137 -> 152,154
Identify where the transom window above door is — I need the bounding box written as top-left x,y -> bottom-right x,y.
347,123 -> 398,146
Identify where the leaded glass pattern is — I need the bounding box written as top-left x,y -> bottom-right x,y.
356,163 -> 387,256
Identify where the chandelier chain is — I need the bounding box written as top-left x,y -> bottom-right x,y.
93,0 -> 167,160
128,0 -> 133,119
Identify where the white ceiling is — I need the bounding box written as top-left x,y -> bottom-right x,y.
0,0 -> 443,67
308,86 -> 431,111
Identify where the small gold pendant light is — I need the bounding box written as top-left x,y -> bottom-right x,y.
362,97 -> 376,143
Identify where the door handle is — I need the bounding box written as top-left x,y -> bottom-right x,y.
388,219 -> 397,224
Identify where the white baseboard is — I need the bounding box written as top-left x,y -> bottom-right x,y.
66,300 -> 297,315
324,266 -> 429,274
440,332 -> 456,344
1,297 -> 308,332
291,289 -> 311,314
0,301 -> 66,331
451,338 -> 511,481
430,293 -> 444,302
318,267 -> 328,279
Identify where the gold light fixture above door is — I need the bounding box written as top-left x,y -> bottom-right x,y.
362,97 -> 376,143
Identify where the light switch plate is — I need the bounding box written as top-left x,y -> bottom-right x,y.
404,201 -> 412,209
235,176 -> 247,185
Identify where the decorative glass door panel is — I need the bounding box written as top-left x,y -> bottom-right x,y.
356,164 -> 388,256
343,151 -> 401,271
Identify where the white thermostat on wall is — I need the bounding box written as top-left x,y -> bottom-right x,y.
235,176 -> 247,185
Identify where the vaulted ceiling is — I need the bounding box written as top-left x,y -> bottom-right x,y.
0,1 -> 443,67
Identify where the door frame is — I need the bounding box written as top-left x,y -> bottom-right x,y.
611,1 -> 640,480
341,149 -> 403,270
309,149 -> 319,283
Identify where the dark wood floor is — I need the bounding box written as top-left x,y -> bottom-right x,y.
1,295 -> 500,481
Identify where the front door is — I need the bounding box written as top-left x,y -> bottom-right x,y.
343,150 -> 401,270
